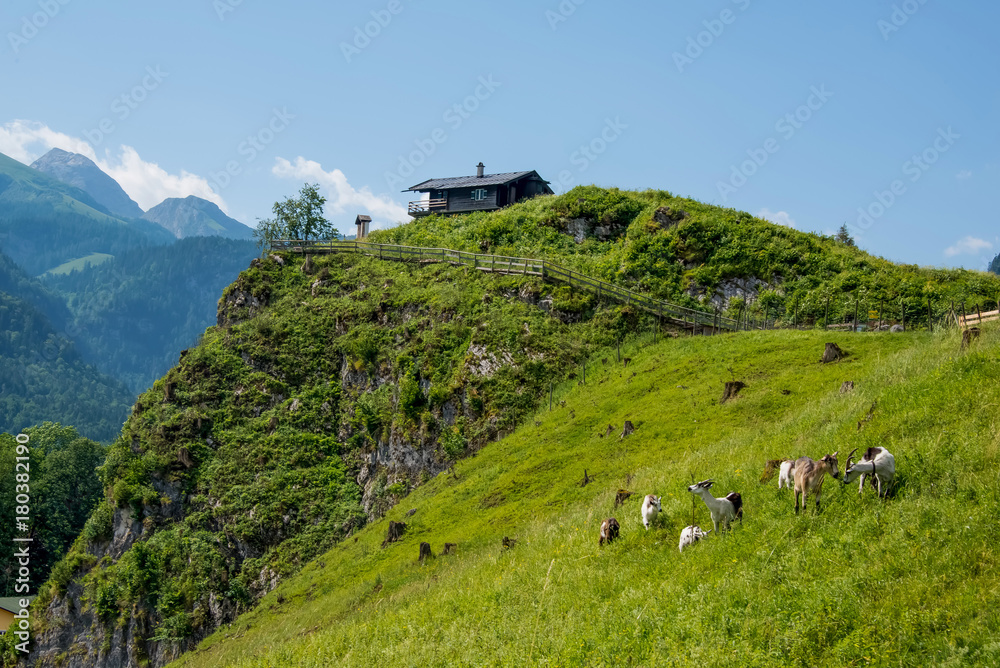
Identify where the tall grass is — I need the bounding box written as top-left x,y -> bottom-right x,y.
168,323 -> 1000,667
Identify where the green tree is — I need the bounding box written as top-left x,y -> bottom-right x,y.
0,423 -> 106,595
253,183 -> 334,248
835,224 -> 856,247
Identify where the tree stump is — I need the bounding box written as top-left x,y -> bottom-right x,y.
760,459 -> 782,483
620,421 -> 635,439
720,381 -> 746,404
501,536 -> 517,550
418,542 -> 433,563
614,489 -> 634,508
382,521 -> 406,548
300,254 -> 314,274
821,343 -> 845,363
962,327 -> 981,350
443,543 -> 457,555
579,469 -> 593,487
840,381 -> 855,394
164,381 -> 176,402
177,447 -> 194,469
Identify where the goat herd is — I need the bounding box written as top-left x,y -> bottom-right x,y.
598,446 -> 896,551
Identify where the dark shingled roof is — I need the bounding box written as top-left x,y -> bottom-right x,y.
355,214 -> 372,223
406,171 -> 548,192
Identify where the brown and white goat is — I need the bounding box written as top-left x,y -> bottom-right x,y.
688,480 -> 743,533
599,518 -> 620,546
842,447 -> 895,497
793,452 -> 839,513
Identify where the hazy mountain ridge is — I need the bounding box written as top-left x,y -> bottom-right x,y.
142,196 -> 253,240
30,148 -> 145,220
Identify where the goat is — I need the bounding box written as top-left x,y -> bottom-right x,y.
793,452 -> 839,514
678,525 -> 711,552
640,495 -> 661,530
688,480 -> 743,534
842,447 -> 895,497
599,518 -> 620,546
778,459 -> 795,490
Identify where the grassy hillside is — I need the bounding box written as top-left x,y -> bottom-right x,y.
15,186 -> 1000,667
372,186 -> 1000,324
168,324 -> 1000,667
12,250 -> 626,666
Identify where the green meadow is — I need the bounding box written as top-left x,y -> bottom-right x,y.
172,323 -> 1000,667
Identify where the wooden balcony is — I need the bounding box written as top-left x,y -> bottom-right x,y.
408,198 -> 447,217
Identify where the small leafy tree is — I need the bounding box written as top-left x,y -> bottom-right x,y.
253,183 -> 334,249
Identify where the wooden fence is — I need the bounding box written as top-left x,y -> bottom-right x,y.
268,239 -> 740,332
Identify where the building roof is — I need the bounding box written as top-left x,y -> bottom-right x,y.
0,597 -> 33,614
405,171 -> 549,192
355,215 -> 372,223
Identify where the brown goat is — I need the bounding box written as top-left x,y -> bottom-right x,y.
599,518 -> 620,546
793,452 -> 840,514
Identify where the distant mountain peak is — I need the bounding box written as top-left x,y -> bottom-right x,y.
142,196 -> 253,240
31,148 -> 145,220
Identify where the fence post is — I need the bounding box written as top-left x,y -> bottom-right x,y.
824,297 -> 830,330
961,301 -> 966,328
854,292 -> 859,331
879,298 -> 884,331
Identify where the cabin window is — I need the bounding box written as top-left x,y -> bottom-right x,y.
471,188 -> 487,201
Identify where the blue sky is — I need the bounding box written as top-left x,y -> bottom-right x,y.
1,0 -> 997,268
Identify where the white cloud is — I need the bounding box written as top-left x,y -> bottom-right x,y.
98,146 -> 226,212
756,208 -> 796,229
272,156 -> 408,229
944,236 -> 993,257
0,119 -> 228,212
956,170 -> 973,180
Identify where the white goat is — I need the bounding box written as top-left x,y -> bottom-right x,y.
640,494 -> 661,530
688,480 -> 743,534
842,447 -> 895,497
778,460 -> 795,490
678,525 -> 711,552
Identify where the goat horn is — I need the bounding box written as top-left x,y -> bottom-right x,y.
846,447 -> 858,470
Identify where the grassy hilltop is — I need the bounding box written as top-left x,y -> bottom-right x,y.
11,186 -> 1000,667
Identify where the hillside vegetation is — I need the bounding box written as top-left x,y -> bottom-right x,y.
373,187 -> 1000,323
170,323 -> 1000,667
13,186 -> 1000,667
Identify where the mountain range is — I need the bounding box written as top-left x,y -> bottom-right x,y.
0,148 -> 259,430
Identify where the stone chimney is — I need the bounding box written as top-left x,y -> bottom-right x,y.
476,162 -> 485,178
355,215 -> 371,240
